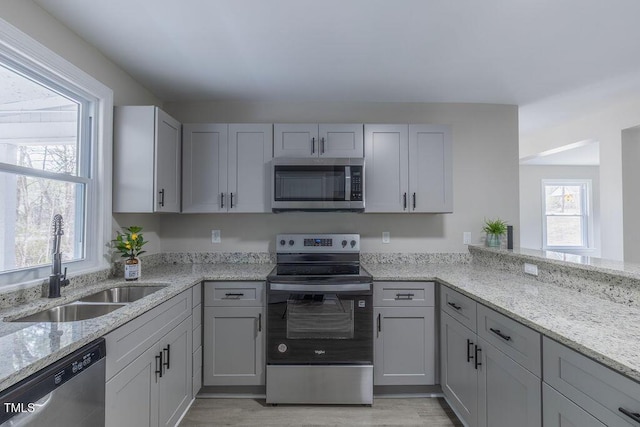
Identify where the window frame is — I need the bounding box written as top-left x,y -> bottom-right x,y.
0,18 -> 113,289
541,179 -> 592,251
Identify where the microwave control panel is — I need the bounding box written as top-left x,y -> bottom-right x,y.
350,167 -> 363,201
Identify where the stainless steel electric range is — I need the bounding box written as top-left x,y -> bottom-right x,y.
266,234 -> 373,405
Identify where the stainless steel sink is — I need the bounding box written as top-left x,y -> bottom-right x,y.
77,285 -> 167,303
10,303 -> 126,322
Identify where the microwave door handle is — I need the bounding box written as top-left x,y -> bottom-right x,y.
345,166 -> 351,201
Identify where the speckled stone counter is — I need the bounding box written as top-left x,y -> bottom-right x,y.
364,262 -> 640,384
2,251 -> 640,394
0,263 -> 274,392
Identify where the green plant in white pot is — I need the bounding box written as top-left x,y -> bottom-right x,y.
483,218 -> 508,248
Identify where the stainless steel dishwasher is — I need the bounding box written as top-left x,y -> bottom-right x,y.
0,338 -> 106,426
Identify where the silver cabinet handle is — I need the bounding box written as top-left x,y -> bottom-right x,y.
158,189 -> 165,207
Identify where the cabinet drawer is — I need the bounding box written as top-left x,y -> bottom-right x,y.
192,282 -> 202,308
105,289 -> 192,380
477,304 -> 541,377
543,337 -> 640,427
440,285 -> 477,332
374,281 -> 435,307
543,383 -> 606,427
204,281 -> 265,307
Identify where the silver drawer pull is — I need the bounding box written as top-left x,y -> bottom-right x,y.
395,293 -> 414,300
490,328 -> 512,341
224,293 -> 244,299
619,407 -> 640,423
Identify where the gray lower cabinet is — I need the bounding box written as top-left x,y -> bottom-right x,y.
202,281 -> 265,386
477,337 -> 541,427
543,383 -> 606,427
373,282 -> 436,386
106,316 -> 193,427
543,336 -> 640,426
440,285 -> 542,427
441,310 -> 478,425
105,288 -> 194,427
374,306 -> 435,385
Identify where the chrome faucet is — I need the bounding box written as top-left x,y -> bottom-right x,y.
49,214 -> 70,298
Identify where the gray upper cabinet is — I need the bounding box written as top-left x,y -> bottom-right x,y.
274,123 -> 363,158
228,124 -> 273,212
113,106 -> 181,213
364,124 -> 452,213
182,123 -> 228,213
182,123 -> 272,213
364,124 -> 408,213
408,125 -> 453,213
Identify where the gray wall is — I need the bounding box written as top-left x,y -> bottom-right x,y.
622,127 -> 640,263
519,165 -> 600,256
161,101 -> 520,253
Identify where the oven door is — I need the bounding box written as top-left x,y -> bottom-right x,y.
267,282 -> 373,365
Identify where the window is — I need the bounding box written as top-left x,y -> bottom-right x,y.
0,20 -> 113,287
542,180 -> 591,250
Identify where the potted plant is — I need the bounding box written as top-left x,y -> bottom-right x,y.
113,226 -> 147,281
482,218 -> 508,248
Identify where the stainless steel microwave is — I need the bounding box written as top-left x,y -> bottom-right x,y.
271,158 -> 365,212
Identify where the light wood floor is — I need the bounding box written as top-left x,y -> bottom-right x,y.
179,397 -> 464,426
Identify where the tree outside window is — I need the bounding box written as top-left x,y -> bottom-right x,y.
542,180 -> 590,249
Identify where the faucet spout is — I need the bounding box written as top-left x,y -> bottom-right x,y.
48,214 -> 70,298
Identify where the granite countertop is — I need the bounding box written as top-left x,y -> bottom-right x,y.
0,263 -> 274,392
1,259 -> 639,393
365,262 -> 640,383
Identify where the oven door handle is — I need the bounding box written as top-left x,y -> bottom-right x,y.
269,283 -> 372,292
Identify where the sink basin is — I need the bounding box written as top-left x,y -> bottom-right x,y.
77,285 -> 167,303
10,303 -> 126,322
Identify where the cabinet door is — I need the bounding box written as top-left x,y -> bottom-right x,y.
441,311 -> 478,427
154,108 -> 182,212
274,123 -> 318,157
203,306 -> 264,386
318,124 -> 363,157
364,124 -> 408,212
158,317 -> 193,427
408,125 -> 452,213
543,383 -> 606,427
477,338 -> 541,427
374,307 -> 435,385
182,123 -> 228,212
228,124 -> 273,212
106,344 -> 159,427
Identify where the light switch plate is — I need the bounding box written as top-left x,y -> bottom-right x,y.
524,263 -> 538,276
382,232 -> 390,244
463,232 -> 471,244
211,230 -> 221,243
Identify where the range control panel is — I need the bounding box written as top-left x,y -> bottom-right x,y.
277,234 -> 360,252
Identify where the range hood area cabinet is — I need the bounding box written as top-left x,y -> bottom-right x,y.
113,106 -> 182,213
364,124 -> 452,213
274,123 -> 364,158
182,123 -> 273,213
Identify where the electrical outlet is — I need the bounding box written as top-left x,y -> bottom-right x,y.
463,232 -> 471,244
382,232 -> 390,244
211,230 -> 221,243
524,263 -> 538,276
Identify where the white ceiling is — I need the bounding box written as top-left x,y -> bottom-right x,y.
520,140 -> 600,166
33,0 -> 640,133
